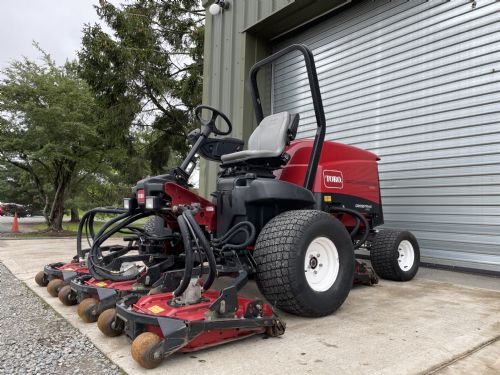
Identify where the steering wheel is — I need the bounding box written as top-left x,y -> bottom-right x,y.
194,105 -> 233,136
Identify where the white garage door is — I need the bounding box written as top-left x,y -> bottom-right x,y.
272,0 -> 500,272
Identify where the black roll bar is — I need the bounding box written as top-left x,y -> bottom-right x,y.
249,44 -> 326,191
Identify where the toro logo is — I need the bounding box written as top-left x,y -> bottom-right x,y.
137,189 -> 145,203
323,170 -> 344,189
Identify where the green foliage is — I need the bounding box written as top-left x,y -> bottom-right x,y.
0,162 -> 39,207
0,47 -> 132,230
79,0 -> 204,175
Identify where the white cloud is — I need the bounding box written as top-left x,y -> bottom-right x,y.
0,0 -> 103,67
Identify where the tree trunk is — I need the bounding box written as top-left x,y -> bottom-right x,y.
48,166 -> 73,232
70,207 -> 80,223
42,194 -> 50,226
48,189 -> 66,231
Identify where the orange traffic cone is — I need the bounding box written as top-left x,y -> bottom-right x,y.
11,212 -> 19,233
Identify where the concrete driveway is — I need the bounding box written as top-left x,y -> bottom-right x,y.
0,238 -> 499,374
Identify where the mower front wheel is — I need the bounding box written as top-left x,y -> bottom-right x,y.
58,285 -> 77,306
254,210 -> 355,317
47,279 -> 64,297
131,332 -> 163,369
77,298 -> 100,323
370,229 -> 420,281
97,308 -> 124,337
35,271 -> 49,287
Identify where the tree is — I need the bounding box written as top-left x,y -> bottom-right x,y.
78,0 -> 204,175
0,49 -> 113,231
0,162 -> 41,208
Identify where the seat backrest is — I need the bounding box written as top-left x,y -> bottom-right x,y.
247,111 -> 299,154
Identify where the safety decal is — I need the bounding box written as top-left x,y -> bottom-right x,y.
148,305 -> 165,314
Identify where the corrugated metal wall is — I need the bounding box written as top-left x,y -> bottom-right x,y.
200,0 -> 294,197
272,0 -> 500,272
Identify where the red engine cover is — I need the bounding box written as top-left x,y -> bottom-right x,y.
276,139 -> 381,204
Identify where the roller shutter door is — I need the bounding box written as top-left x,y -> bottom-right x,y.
272,0 -> 500,272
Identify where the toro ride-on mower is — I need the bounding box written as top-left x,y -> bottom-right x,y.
87,44 -> 419,369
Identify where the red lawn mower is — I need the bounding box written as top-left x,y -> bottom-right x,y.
87,44 -> 419,369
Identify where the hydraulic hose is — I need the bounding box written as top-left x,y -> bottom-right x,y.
329,207 -> 370,249
76,208 -> 127,259
88,211 -> 150,281
173,215 -> 194,297
349,216 -> 361,239
183,210 -> 217,291
212,221 -> 256,251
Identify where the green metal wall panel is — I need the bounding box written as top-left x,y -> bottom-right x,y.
200,0 -> 292,197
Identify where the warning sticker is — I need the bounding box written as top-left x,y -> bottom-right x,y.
148,305 -> 165,314
95,281 -> 108,287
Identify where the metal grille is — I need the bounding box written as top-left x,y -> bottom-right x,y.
272,0 -> 500,272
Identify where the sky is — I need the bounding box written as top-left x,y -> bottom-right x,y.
0,0 -> 104,68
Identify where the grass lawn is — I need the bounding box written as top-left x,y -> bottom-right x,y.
3,218 -> 149,238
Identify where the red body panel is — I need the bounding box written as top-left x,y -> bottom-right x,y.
134,290 -> 273,321
58,262 -> 88,274
164,182 -> 216,232
276,139 -> 381,204
134,290 -> 272,350
84,277 -> 139,291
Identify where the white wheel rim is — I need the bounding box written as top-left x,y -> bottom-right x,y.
397,240 -> 415,271
304,237 -> 339,292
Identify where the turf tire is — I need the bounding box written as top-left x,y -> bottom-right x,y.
254,210 -> 354,317
370,229 -> 420,281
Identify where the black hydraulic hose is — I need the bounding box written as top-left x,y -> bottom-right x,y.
329,207 -> 370,249
88,212 -> 149,281
173,215 -> 194,297
350,216 -> 361,239
77,208 -> 129,258
183,210 -> 217,291
212,221 -> 256,250
88,212 -> 96,244
90,212 -> 146,269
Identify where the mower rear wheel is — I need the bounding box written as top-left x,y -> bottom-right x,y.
97,308 -> 124,337
35,271 -> 49,287
131,332 -> 163,369
58,285 -> 77,306
254,210 -> 355,317
47,279 -> 64,297
77,298 -> 100,323
370,229 -> 420,281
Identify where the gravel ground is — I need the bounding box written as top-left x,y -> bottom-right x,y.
0,263 -> 122,375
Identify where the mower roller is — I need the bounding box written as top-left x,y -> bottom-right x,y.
83,44 -> 420,369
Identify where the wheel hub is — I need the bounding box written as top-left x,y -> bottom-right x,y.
397,240 -> 415,271
304,237 -> 339,292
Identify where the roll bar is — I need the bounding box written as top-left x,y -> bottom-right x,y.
249,44 -> 326,191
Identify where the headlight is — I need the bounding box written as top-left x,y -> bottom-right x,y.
123,198 -> 137,211
145,196 -> 160,210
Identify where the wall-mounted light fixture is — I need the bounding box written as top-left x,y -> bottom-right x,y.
209,0 -> 229,16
